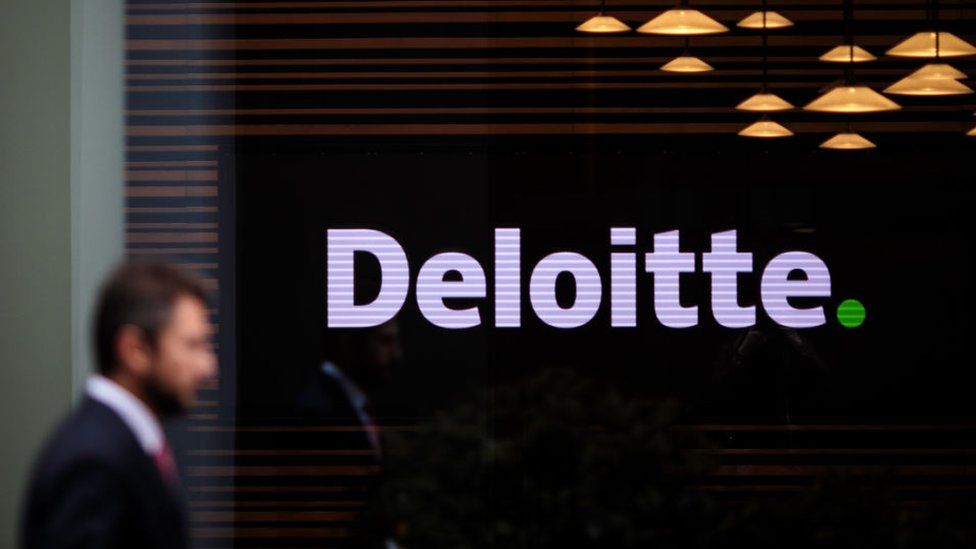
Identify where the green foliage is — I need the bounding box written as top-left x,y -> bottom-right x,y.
369,369 -> 717,548
366,368 -> 976,549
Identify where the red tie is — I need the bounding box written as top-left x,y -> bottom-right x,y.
153,440 -> 178,486
361,403 -> 382,459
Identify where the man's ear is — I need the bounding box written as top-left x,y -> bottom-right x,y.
115,324 -> 153,377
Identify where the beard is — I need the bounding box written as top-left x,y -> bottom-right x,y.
145,368 -> 186,418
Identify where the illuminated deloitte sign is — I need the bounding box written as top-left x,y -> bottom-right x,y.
326,228 -> 866,330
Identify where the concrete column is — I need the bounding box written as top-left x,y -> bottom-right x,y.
0,1 -> 123,546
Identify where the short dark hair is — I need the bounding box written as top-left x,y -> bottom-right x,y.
94,261 -> 208,375
322,276 -> 382,360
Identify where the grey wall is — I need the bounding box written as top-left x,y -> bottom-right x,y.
0,1 -> 123,547
70,0 -> 125,391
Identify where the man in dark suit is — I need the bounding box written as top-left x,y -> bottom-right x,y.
295,319 -> 403,462
291,319 -> 403,548
20,262 -> 216,549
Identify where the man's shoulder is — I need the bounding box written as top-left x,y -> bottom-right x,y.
33,397 -> 143,477
20,398 -> 187,549
295,368 -> 358,421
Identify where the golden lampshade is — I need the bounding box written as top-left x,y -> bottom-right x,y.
660,55 -> 714,72
820,132 -> 876,150
884,62 -> 971,95
576,14 -> 631,33
819,44 -> 877,63
904,63 -> 967,80
886,31 -> 976,58
736,11 -> 793,29
804,86 -> 901,113
738,119 -> 793,138
736,92 -> 794,111
884,76 -> 973,96
637,9 -> 728,35
967,125 -> 976,136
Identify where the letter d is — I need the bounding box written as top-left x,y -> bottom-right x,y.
327,229 -> 409,327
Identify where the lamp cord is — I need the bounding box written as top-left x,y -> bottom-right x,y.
844,0 -> 855,83
761,0 -> 768,88
926,0 -> 943,57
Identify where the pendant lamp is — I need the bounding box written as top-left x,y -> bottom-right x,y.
905,63 -> 967,79
577,0 -> 631,33
883,6 -> 974,98
887,31 -> 976,58
819,0 -> 876,63
739,117 -> 793,137
887,0 -> 976,57
637,4 -> 728,35
884,76 -> 972,95
661,55 -> 714,72
661,37 -> 715,72
737,11 -> 793,29
805,86 -> 901,113
643,3 -> 726,75
820,131 -> 876,149
737,1 -> 794,112
819,44 -> 876,63
737,93 -> 793,111
806,0 -> 899,113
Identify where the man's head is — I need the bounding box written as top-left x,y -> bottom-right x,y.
325,320 -> 403,391
94,262 -> 216,416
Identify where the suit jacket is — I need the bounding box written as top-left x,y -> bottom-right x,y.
20,396 -> 188,549
294,369 -> 381,462
292,370 -> 386,548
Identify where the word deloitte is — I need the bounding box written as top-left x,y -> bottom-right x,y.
327,228 -> 865,330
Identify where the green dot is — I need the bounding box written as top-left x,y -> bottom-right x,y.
837,299 -> 866,328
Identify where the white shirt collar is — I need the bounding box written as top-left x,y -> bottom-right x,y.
86,374 -> 164,455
